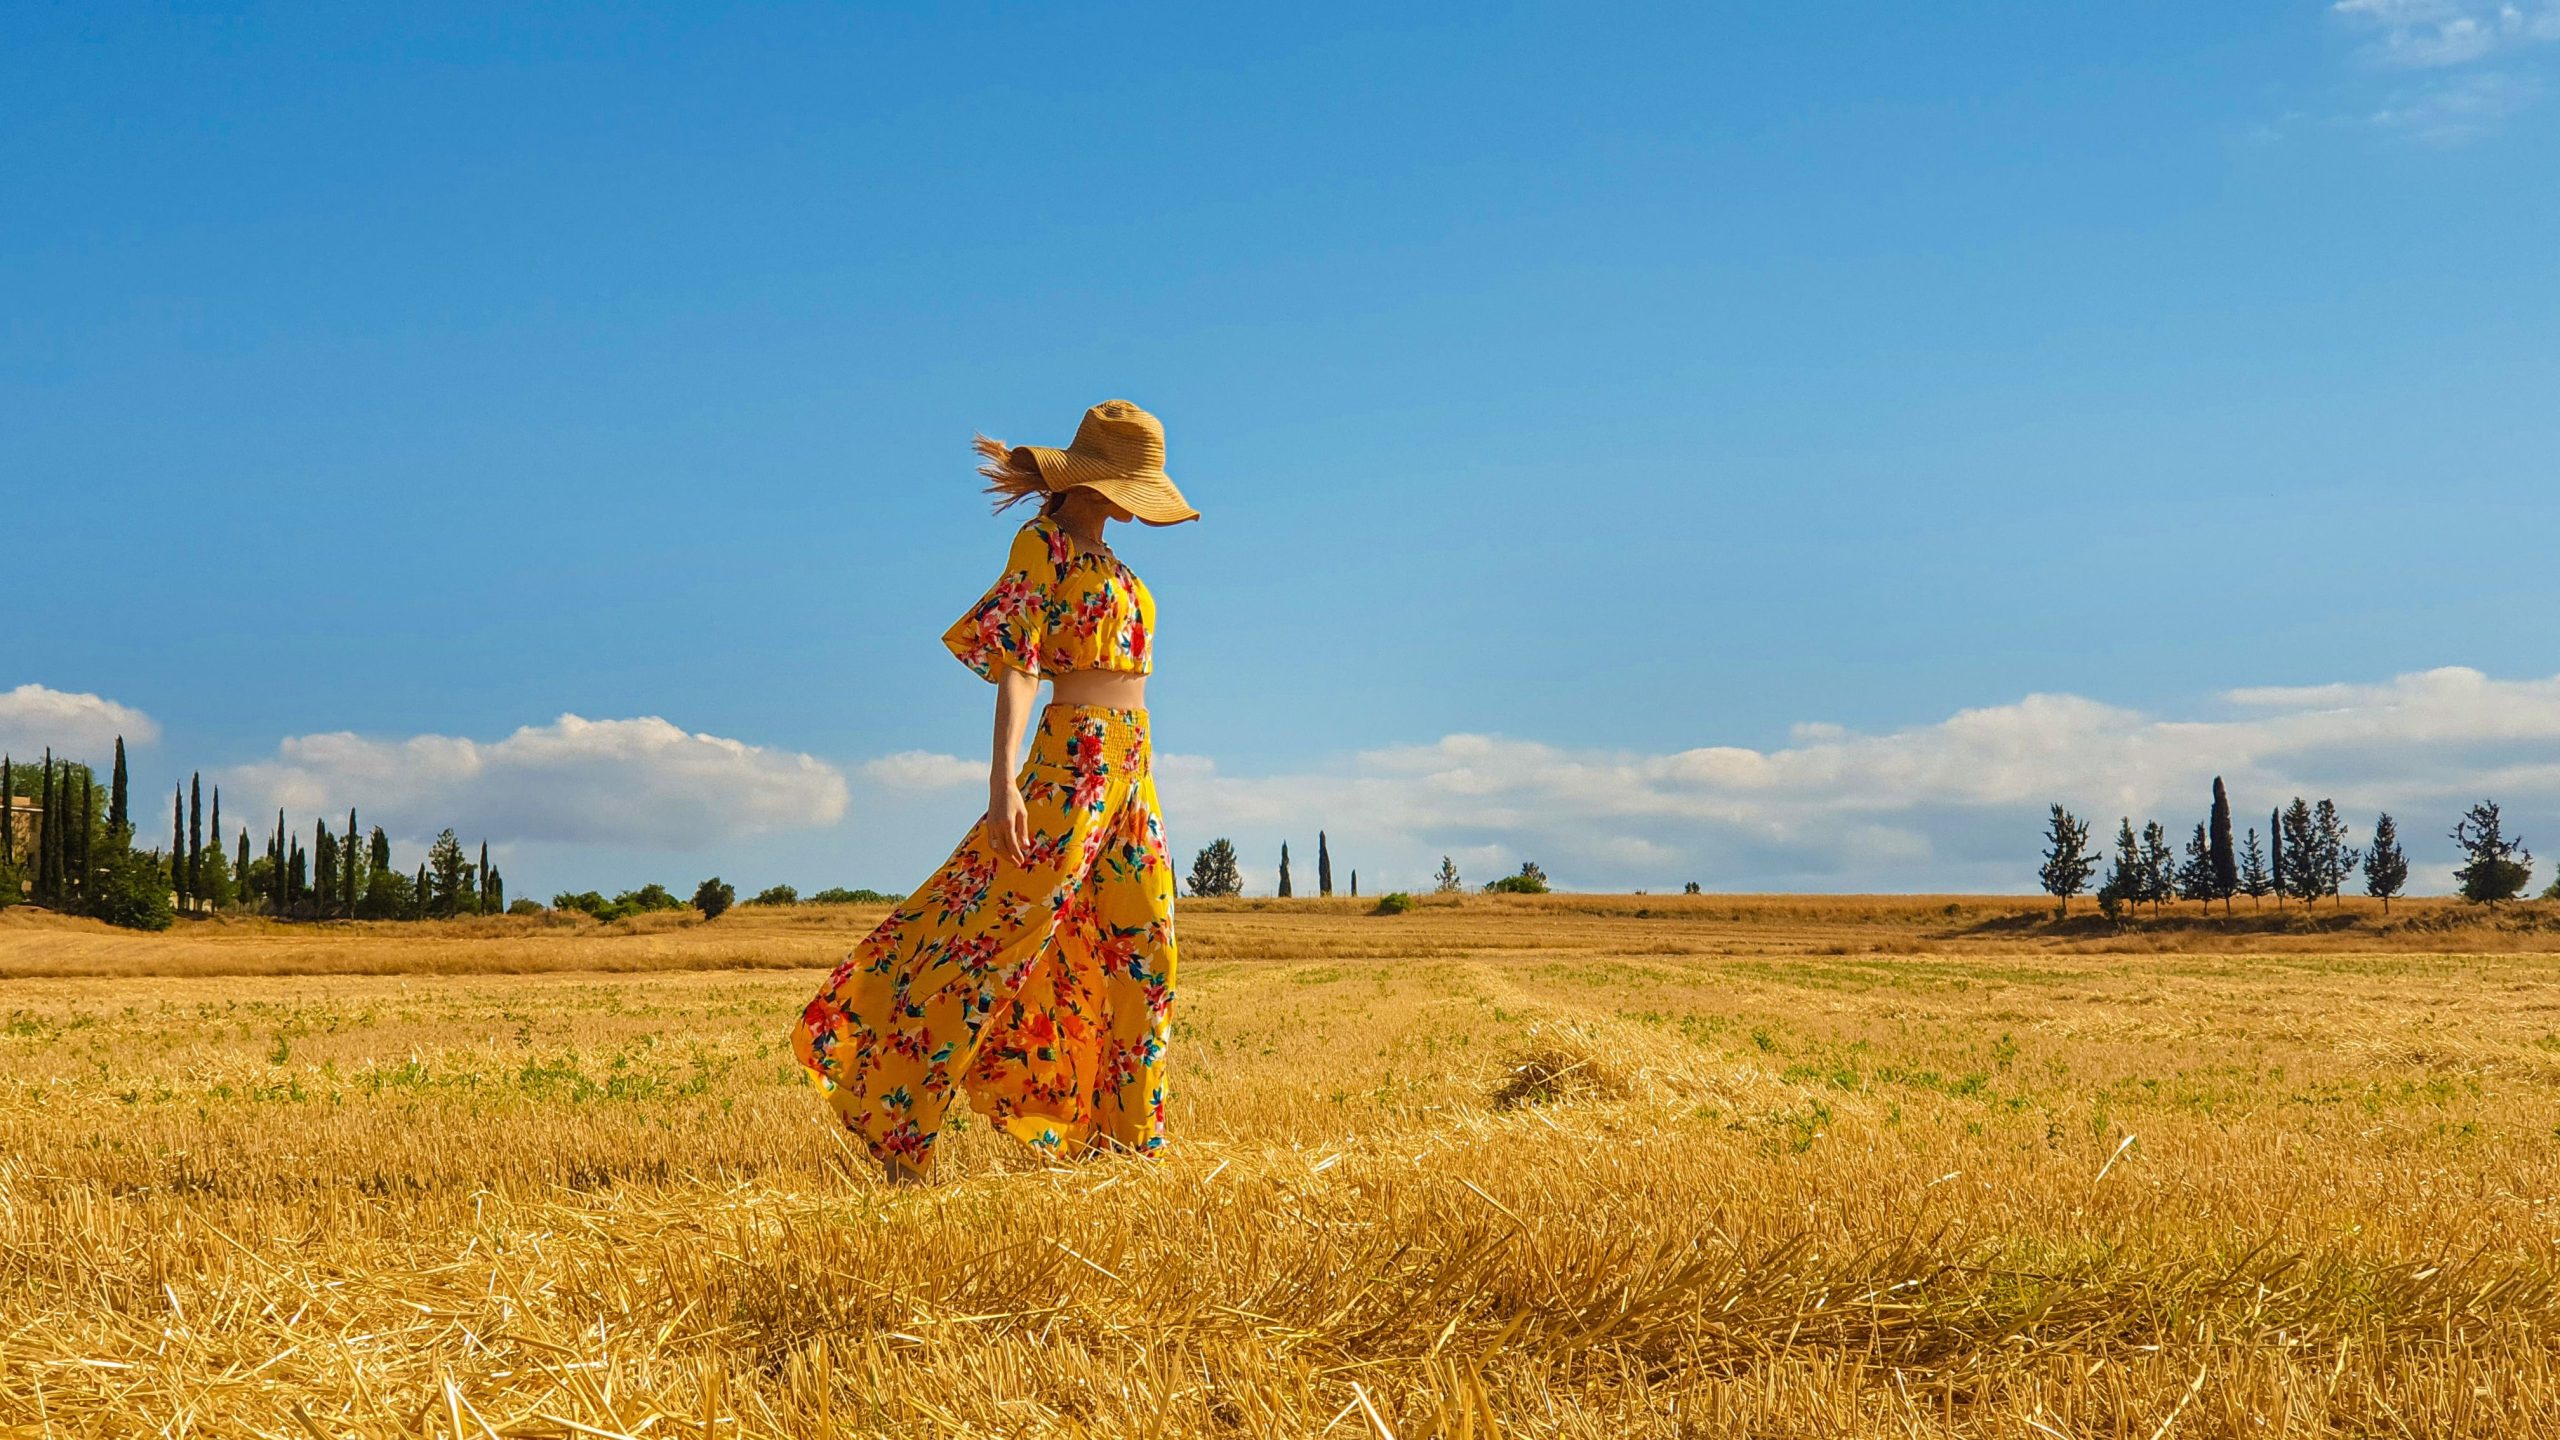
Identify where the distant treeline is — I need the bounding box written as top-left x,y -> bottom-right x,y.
4,735 -> 508,930
2039,777 -> 2539,919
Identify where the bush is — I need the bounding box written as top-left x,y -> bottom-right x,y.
1485,862 -> 1550,895
87,845 -> 174,932
506,898 -> 542,916
747,884 -> 800,906
693,877 -> 735,921
1372,891 -> 1416,915
807,886 -> 899,905
1683,881 -> 1701,895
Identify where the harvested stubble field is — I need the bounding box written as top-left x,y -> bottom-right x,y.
5,895 -> 2560,1438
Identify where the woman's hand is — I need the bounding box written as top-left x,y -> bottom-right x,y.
987,780 -> 1032,865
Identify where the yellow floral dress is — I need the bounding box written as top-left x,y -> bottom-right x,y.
792,518 -> 1176,1169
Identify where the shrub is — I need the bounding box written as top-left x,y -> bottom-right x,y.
506,898 -> 542,916
747,884 -> 800,906
1485,862 -> 1549,895
87,845 -> 174,932
1683,881 -> 1701,895
1373,891 -> 1416,915
806,886 -> 899,905
692,877 -> 735,921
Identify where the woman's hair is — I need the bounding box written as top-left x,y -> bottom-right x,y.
974,435 -> 1060,516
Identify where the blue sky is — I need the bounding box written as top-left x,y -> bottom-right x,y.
8,2 -> 2559,897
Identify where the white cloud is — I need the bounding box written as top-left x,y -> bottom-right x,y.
0,683 -> 158,758
862,750 -> 988,791
2326,0 -> 2560,139
227,714 -> 848,849
1006,667 -> 2560,894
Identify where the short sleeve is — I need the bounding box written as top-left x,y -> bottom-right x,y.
942,523 -> 1062,681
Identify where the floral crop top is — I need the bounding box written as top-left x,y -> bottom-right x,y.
942,517 -> 1155,681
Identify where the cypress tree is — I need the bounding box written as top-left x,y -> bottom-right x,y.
207,789 -> 221,903
188,773 -> 204,907
109,738 -> 129,834
2208,777 -> 2237,913
1278,843 -> 1293,898
236,829 -> 250,907
415,862 -> 429,919
1350,869 -> 1357,897
274,810 -> 288,910
1317,831 -> 1332,897
2268,808 -> 2286,910
344,809 -> 360,916
37,751 -> 55,902
314,819 -> 335,917
172,785 -> 187,911
478,840 -> 491,916
2,752 -> 14,871
370,826 -> 390,872
75,770 -> 93,909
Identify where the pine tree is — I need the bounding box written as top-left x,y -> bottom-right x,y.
2270,804 -> 2296,908
2364,812 -> 2409,912
1278,843 -> 1292,899
2096,818 -> 2142,920
2209,777 -> 2237,912
2449,800 -> 2533,904
428,829 -> 468,918
1435,857 -> 1462,894
2238,828 -> 2270,905
2278,799 -> 2320,906
187,773 -> 204,908
2139,820 -> 2175,913
2038,805 -> 2097,915
109,737 -> 128,834
2176,823 -> 2217,907
1317,832 -> 1332,897
1186,839 -> 1243,897
2312,799 -> 2357,907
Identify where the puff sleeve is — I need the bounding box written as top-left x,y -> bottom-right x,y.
942,523 -> 1064,681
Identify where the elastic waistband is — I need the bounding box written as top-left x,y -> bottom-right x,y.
1032,704 -> 1150,775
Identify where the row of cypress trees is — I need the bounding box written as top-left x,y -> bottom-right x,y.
3,735 -> 506,927
2041,776 -> 2444,918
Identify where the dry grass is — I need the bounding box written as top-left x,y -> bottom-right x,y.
5,898 -> 2560,1436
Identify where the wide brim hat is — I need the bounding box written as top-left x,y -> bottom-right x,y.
1011,399 -> 1200,526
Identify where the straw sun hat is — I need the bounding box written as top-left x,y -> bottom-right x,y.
979,399 -> 1200,526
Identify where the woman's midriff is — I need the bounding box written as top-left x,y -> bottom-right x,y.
1048,669 -> 1147,710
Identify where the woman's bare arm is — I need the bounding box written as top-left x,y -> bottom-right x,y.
987,665 -> 1039,862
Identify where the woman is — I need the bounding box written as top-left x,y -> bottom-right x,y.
793,399 -> 1197,1182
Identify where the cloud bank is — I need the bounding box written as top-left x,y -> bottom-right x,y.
0,683 -> 159,758
228,714 -> 849,850
870,668 -> 2560,893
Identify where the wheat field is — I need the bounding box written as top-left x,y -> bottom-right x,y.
4,894 -> 2559,1437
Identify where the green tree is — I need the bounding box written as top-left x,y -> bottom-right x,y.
1187,839 -> 1243,897
2139,821 -> 2175,913
359,864 -> 414,919
187,773 -> 204,910
2037,804 -> 2096,915
2279,799 -> 2320,907
87,842 -> 174,932
413,863 -> 429,919
1485,861 -> 1549,895
2312,799 -> 2357,907
313,820 -> 337,918
2449,800 -> 2532,904
747,883 -> 802,906
2096,818 -> 2142,920
1277,843 -> 1292,898
171,783 -> 187,912
34,751 -> 53,902
1317,831 -> 1332,897
207,788 -> 221,907
477,840 -> 492,916
2364,812 -> 2408,912
2208,777 -> 2238,912
342,810 -> 361,917
2238,828 -> 2270,905
235,829 -> 250,912
693,876 -> 736,920
108,737 -> 128,833
369,826 -> 391,872
2269,807 -> 2286,910
1434,857 -> 1462,894
427,828 -> 469,918
2175,822 -> 2217,907
1,752 -> 14,875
